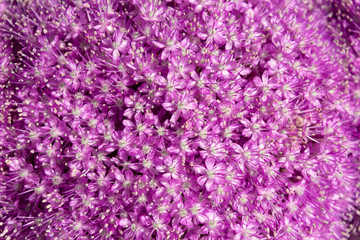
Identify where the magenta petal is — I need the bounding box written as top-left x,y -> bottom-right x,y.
193,165 -> 207,174
197,176 -> 207,186
162,102 -> 176,111
2,1 -> 360,239
205,158 -> 216,170
205,178 -> 215,191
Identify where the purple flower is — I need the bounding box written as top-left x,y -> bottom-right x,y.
193,158 -> 226,192
162,91 -> 198,123
135,0 -> 166,22
0,0 -> 359,239
169,56 -> 196,79
240,113 -> 265,141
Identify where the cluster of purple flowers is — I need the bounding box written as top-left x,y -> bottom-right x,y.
1,0 -> 360,239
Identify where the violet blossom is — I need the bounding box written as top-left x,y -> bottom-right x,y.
0,0 -> 360,239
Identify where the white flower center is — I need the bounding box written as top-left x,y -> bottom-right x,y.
209,220 -> 216,228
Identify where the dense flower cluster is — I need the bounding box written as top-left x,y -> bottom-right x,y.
0,0 -> 360,239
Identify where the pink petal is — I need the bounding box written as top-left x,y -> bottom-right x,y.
194,4 -> 203,13
240,68 -> 251,76
222,70 -> 231,79
200,150 -> 209,159
197,176 -> 207,186
161,49 -> 170,60
124,169 -> 134,179
190,71 -> 199,81
267,59 -> 277,70
197,213 -> 208,223
119,218 -> 131,227
113,50 -> 120,62
155,75 -> 167,86
119,39 -> 128,48
197,32 -> 208,40
193,165 -> 207,174
253,76 -> 262,86
198,140 -> 208,149
154,8 -> 165,17
205,178 -> 215,191
225,41 -> 233,50
170,110 -> 181,123
262,71 -> 269,84
231,143 -> 243,153
240,119 -> 251,127
168,146 -> 180,153
185,101 -> 197,110
214,34 -> 226,44
184,64 -> 195,73
124,97 -> 134,107
205,158 -> 216,170
153,41 -> 165,48
214,162 -> 226,172
162,102 -> 176,111
242,129 -> 252,137
123,119 -> 135,128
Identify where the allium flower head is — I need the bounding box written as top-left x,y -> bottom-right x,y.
0,0 -> 359,239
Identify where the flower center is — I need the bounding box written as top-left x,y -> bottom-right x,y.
209,220 -> 216,228
207,170 -> 215,178
179,209 -> 188,217
124,180 -> 131,188
157,127 -> 165,136
35,185 -> 44,194
73,222 -> 83,231
135,102 -> 144,111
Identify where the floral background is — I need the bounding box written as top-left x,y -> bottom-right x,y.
0,0 -> 359,239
